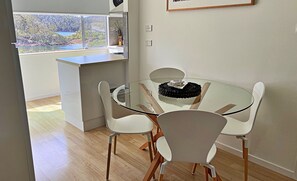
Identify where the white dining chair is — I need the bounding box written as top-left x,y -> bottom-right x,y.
149,67 -> 185,83
98,81 -> 154,180
192,82 -> 265,181
156,110 -> 227,181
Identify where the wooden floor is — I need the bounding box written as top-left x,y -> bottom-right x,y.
26,96 -> 294,181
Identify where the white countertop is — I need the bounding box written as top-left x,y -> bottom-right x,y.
57,53 -> 127,66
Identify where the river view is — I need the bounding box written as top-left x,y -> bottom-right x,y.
18,43 -> 83,54
14,14 -> 107,54
17,32 -> 82,53
56,32 -> 76,36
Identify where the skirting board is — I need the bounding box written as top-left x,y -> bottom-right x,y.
65,116 -> 106,132
83,116 -> 106,131
25,92 -> 60,101
215,141 -> 296,180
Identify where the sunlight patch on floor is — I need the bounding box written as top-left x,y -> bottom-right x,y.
27,102 -> 61,113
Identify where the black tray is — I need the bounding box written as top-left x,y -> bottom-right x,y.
159,82 -> 201,98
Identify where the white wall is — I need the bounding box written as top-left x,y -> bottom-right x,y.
127,0 -> 140,82
11,0 -> 109,14
20,49 -> 108,101
139,0 -> 297,179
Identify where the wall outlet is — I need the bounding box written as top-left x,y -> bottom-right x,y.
146,40 -> 153,46
145,25 -> 153,32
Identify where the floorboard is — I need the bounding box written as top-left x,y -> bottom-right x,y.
26,96 -> 294,181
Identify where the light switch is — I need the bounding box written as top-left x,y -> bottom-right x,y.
145,25 -> 153,32
295,24 -> 297,33
146,40 -> 153,46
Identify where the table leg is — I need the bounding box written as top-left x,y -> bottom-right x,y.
139,114 -> 163,151
140,131 -> 163,150
143,152 -> 162,181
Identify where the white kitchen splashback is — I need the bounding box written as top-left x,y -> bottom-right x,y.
108,12 -> 128,59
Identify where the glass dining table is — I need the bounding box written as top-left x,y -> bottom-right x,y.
112,78 -> 253,180
112,78 -> 253,116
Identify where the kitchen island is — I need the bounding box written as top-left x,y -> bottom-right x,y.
57,54 -> 127,131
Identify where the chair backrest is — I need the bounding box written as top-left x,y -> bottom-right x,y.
158,110 -> 227,163
246,82 -> 265,133
149,67 -> 185,83
98,81 -> 114,129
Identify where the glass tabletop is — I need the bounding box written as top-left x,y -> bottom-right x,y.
112,78 -> 253,116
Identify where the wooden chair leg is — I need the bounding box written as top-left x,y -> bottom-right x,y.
204,167 -> 209,181
242,139 -> 248,181
216,172 -> 223,181
211,172 -> 218,181
147,134 -> 153,162
147,133 -> 155,179
192,163 -> 198,174
159,174 -> 164,181
242,139 -> 246,159
205,165 -> 220,181
150,131 -> 156,154
106,141 -> 112,180
158,161 -> 168,181
160,157 -> 164,169
209,168 -> 217,181
113,135 -> 117,155
244,151 -> 248,181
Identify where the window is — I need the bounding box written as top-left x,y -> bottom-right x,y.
13,13 -> 108,54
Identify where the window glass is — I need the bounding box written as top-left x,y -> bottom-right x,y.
13,13 -> 107,54
83,16 -> 108,48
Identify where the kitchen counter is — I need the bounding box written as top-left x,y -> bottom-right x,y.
57,53 -> 127,131
57,53 -> 127,66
